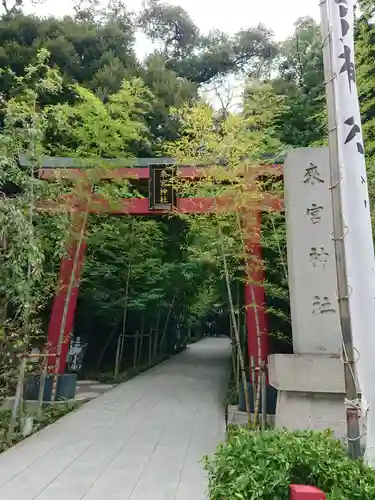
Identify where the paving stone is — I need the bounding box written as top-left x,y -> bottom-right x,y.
0,338 -> 230,500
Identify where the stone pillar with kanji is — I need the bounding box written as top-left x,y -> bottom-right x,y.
268,147 -> 347,437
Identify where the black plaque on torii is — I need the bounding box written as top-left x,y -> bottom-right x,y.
149,164 -> 176,210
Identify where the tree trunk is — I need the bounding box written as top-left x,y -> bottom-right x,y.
97,322 -> 118,367
160,293 -> 177,356
153,310 -> 161,361
117,223 -> 135,374
148,329 -> 153,365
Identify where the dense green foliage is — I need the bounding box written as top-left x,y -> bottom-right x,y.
204,427 -> 375,499
274,16 -> 326,147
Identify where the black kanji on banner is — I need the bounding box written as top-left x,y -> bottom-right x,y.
344,116 -> 364,154
335,0 -> 350,37
339,44 -> 356,91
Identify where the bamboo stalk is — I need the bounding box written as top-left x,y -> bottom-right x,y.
240,310 -> 246,393
138,318 -> 145,366
0,299 -> 8,399
261,360 -> 267,430
118,221 -> 135,368
153,311 -> 161,361
114,334 -> 122,378
50,366 -> 58,404
24,353 -> 51,359
236,342 -> 240,393
8,356 -> 26,444
37,356 -> 48,419
148,329 -> 153,365
97,322 -> 119,367
236,281 -> 241,333
219,226 -> 251,425
236,212 -> 264,428
23,118 -> 36,369
250,356 -> 255,388
229,313 -> 237,382
133,330 -> 139,369
115,250 -> 133,378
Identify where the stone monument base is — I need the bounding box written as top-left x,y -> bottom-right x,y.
268,353 -> 347,438
226,405 -> 275,428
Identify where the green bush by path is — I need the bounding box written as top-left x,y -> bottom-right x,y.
203,427 -> 375,499
0,401 -> 78,453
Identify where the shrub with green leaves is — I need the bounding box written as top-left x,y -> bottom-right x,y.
204,427 -> 375,499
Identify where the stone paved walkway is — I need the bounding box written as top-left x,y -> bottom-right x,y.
75,380 -> 115,403
0,337 -> 231,500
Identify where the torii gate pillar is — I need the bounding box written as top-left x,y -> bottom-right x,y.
245,210 -> 268,381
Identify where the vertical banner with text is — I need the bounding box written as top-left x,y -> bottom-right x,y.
330,0 -> 375,463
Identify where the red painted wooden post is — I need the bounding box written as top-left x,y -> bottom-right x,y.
290,485 -> 326,499
47,234 -> 87,373
47,184 -> 91,374
244,210 -> 268,382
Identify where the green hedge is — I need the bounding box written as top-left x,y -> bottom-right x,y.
203,427 -> 375,499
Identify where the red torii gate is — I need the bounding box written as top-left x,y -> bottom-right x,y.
33,157 -> 283,375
